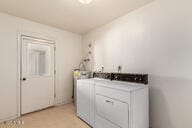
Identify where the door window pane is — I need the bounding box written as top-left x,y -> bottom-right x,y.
28,43 -> 51,77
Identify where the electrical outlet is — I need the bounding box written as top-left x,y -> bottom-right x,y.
118,65 -> 122,73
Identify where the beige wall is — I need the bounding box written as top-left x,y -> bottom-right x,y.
0,12 -> 82,121
83,0 -> 192,128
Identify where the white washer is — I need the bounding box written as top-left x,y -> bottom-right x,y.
73,71 -> 90,108
77,78 -> 95,127
76,78 -> 110,127
94,80 -> 149,128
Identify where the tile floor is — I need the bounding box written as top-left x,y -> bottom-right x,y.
0,103 -> 90,128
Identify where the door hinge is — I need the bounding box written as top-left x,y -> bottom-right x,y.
54,47 -> 56,51
54,70 -> 56,74
54,93 -> 56,98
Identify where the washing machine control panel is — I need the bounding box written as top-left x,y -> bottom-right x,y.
93,72 -> 111,80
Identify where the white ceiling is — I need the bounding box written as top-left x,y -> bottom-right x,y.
0,0 -> 152,34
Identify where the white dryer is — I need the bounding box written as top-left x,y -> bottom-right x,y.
94,73 -> 149,128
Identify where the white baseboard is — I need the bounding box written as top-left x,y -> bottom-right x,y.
0,115 -> 18,123
55,98 -> 73,106
0,99 -> 74,123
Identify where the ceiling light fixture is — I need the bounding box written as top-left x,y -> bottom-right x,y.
79,0 -> 93,4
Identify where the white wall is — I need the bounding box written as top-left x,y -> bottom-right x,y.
83,0 -> 192,128
0,12 -> 82,121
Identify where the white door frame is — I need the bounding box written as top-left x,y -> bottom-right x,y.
17,32 -> 56,117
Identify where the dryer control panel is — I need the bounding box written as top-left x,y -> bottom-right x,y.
93,72 -> 148,84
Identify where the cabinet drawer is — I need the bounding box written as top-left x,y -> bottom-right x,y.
96,94 -> 129,128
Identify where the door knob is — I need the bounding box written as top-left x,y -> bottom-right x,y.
22,78 -> 26,81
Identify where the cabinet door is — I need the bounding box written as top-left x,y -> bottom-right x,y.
76,80 -> 94,126
96,94 -> 129,128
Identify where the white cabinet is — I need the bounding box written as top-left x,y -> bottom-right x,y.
76,79 -> 95,127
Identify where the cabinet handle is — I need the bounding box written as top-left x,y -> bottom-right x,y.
105,100 -> 114,105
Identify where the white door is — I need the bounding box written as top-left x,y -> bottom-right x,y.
21,36 -> 55,114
